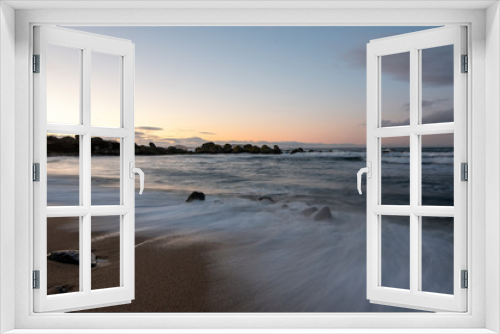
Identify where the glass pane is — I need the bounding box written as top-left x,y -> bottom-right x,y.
421,45 -> 454,124
47,134 -> 80,206
421,134 -> 454,206
47,217 -> 80,295
91,216 -> 121,290
421,217 -> 454,294
381,52 -> 410,127
91,137 -> 121,206
91,52 -> 122,128
381,137 -> 410,205
47,44 -> 81,124
381,215 -> 410,290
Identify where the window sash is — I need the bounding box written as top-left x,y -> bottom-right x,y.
33,25 -> 136,313
366,26 -> 468,312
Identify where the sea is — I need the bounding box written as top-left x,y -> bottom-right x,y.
47,147 -> 455,312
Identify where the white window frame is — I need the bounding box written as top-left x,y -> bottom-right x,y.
1,1 -> 499,333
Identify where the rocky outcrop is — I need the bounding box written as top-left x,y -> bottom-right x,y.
258,196 -> 275,204
186,191 -> 206,202
302,207 -> 318,217
47,250 -> 97,268
314,207 -> 333,221
47,136 -> 286,156
290,148 -> 305,155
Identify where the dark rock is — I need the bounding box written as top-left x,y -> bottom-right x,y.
258,196 -> 275,203
149,142 -> 157,149
290,148 -> 305,155
261,145 -> 272,154
55,285 -> 70,293
223,144 -> 233,153
302,207 -> 318,217
232,145 -> 243,153
243,144 -> 253,152
186,191 -> 205,202
48,284 -> 75,294
282,204 -> 289,209
273,145 -> 282,154
314,207 -> 333,221
47,250 -> 97,268
250,145 -> 261,154
195,142 -> 224,154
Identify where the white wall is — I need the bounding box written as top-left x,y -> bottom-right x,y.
486,2 -> 500,333
0,2 -> 16,333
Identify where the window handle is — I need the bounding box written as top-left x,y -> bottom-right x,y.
357,162 -> 371,195
129,161 -> 145,195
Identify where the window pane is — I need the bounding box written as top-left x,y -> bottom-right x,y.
381,137 -> 410,205
91,216 -> 121,290
91,137 -> 121,206
91,52 -> 122,128
47,134 -> 80,206
421,134 -> 454,206
421,217 -> 454,294
381,52 -> 410,127
47,44 -> 81,124
47,217 -> 80,295
421,45 -> 454,124
381,215 -> 410,290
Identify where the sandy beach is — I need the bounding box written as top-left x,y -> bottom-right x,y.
47,217 -> 228,312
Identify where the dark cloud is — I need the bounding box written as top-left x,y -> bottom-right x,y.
136,126 -> 163,131
422,108 -> 454,124
381,118 -> 409,127
421,45 -> 454,87
199,131 -> 216,135
343,45 -> 453,87
403,98 -> 450,111
381,108 -> 453,127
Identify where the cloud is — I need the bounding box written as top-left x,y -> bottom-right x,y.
198,131 -> 216,135
421,46 -> 454,86
381,108 -> 453,127
381,118 -> 409,127
403,98 -> 450,111
422,108 -> 454,124
342,46 -> 366,69
343,45 -> 453,87
136,126 -> 163,131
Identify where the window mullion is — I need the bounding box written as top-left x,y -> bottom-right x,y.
82,47 -> 92,294
409,47 -> 420,294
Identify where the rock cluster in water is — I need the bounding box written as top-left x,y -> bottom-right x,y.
47,136 -> 287,156
195,142 -> 282,154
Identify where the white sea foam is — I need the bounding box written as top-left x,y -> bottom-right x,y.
47,149 -> 454,312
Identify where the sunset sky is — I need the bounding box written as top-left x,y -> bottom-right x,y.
50,26 -> 453,147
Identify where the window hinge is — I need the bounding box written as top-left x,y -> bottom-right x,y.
461,270 -> 468,289
461,54 -> 468,73
33,163 -> 40,182
33,270 -> 40,289
33,54 -> 40,73
461,162 -> 468,181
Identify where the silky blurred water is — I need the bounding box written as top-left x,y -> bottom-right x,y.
47,148 -> 454,312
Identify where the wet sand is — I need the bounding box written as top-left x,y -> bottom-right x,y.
47,218 -> 224,312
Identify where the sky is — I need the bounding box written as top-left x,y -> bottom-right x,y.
49,26 -> 454,148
